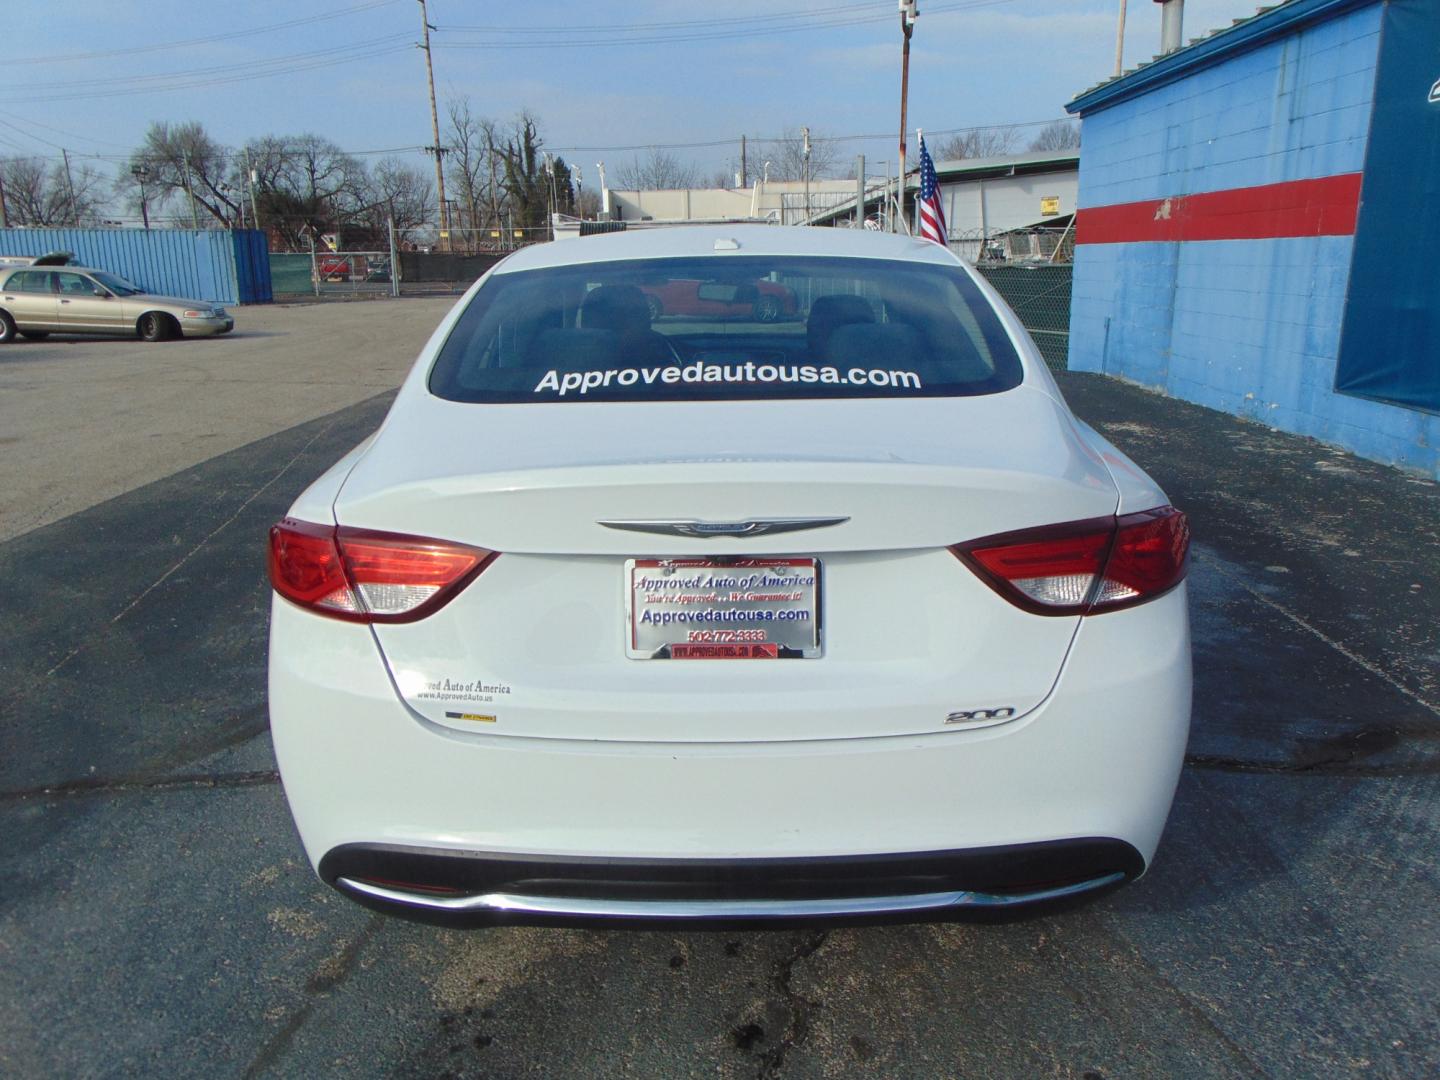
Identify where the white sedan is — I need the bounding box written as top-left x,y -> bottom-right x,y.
267,225 -> 1191,924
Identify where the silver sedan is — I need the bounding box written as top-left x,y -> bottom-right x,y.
0,264 -> 233,342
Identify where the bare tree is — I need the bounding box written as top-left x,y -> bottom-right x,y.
238,133 -> 367,249
766,128 -> 840,182
1029,120 -> 1081,152
487,114 -> 573,230
2,156 -> 106,225
125,121 -> 239,226
934,127 -> 1022,161
615,148 -> 698,191
353,157 -> 435,243
573,186 -> 602,218
445,97 -> 502,250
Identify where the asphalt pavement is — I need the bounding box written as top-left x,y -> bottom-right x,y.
1,306 -> 1437,1079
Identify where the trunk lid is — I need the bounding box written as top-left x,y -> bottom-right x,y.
337,386 -> 1121,742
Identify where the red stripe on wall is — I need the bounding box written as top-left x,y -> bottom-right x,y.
1075,173 -> 1363,245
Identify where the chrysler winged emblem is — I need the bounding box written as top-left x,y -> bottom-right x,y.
597,517 -> 849,538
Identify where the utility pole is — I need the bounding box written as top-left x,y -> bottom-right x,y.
180,147 -> 200,228
1114,0 -> 1128,77
244,148 -> 262,231
882,159 -> 891,231
855,155 -> 865,227
387,215 -> 401,298
802,126 -> 811,225
417,0 -> 451,251
0,167 -> 8,229
130,165 -> 152,229
740,135 -> 747,189
897,1 -> 917,233
307,228 -> 320,297
61,148 -> 79,225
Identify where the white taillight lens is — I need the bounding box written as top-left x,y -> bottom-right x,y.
267,519 -> 496,623
953,507 -> 1189,616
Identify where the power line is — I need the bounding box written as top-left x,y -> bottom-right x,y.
4,42 -> 414,106
6,0 -> 401,66
0,35 -> 413,95
439,0 -> 1010,36
440,1 -> 900,34
548,117 -> 1071,155
0,109 -> 133,151
435,0 -> 1015,49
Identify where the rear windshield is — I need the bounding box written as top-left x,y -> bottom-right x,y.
428,255 -> 1023,404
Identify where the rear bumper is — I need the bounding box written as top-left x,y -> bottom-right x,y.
320,838 -> 1140,926
268,585 -> 1190,921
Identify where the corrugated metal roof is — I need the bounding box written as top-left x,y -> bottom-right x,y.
1066,0 -> 1378,115
932,150 -> 1079,179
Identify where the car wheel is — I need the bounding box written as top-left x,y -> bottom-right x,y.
645,294 -> 663,321
0,311 -> 15,344
19,330 -> 50,340
137,313 -> 174,342
753,296 -> 782,322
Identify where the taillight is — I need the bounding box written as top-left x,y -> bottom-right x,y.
952,506 -> 1189,616
267,518 -> 497,623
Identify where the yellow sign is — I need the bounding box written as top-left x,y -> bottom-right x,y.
1041,196 -> 1060,216
438,230 -> 450,238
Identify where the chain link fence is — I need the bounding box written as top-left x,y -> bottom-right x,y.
269,227 -> 552,298
265,224 -> 1072,373
976,263 -> 1072,372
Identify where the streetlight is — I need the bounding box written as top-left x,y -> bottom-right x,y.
131,164 -> 151,230
897,0 -> 917,234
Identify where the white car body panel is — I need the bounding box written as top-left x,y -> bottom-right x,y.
269,584 -> 1189,862
268,225 -> 1192,919
335,387 -> 1116,554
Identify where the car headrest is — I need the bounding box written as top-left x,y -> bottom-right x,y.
525,327 -> 620,369
807,295 -> 876,357
581,285 -> 652,334
821,322 -> 924,367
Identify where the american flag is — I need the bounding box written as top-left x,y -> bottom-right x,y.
916,134 -> 948,247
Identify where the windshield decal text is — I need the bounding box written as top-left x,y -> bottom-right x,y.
533,362 -> 922,397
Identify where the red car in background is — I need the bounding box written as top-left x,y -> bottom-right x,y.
638,278 -> 797,322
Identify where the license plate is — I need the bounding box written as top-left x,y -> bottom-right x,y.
626,558 -> 821,660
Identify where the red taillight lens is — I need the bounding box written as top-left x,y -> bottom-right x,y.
267,518 -> 496,623
953,506 -> 1189,616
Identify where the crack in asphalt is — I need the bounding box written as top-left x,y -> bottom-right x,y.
12,409 -> 347,697
240,913 -> 385,1080
1105,920 -> 1273,1079
0,768 -> 280,803
755,930 -> 829,1079
1184,751 -> 1440,778
1194,552 -> 1440,721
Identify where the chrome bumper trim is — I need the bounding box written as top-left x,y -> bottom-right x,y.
336,871 -> 1125,919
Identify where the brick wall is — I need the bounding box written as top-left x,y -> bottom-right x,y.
1068,3 -> 1440,479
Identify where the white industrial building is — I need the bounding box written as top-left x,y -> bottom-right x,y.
602,178 -> 864,228
555,150 -> 1079,262
810,150 -> 1079,261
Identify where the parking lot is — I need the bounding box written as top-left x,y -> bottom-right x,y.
2,300 -> 1437,1078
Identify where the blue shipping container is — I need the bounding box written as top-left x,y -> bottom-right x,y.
0,228 -> 271,305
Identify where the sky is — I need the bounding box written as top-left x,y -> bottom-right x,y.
4,0 -> 1272,202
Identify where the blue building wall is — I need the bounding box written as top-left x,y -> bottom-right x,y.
0,228 -> 271,305
1068,2 -> 1440,478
